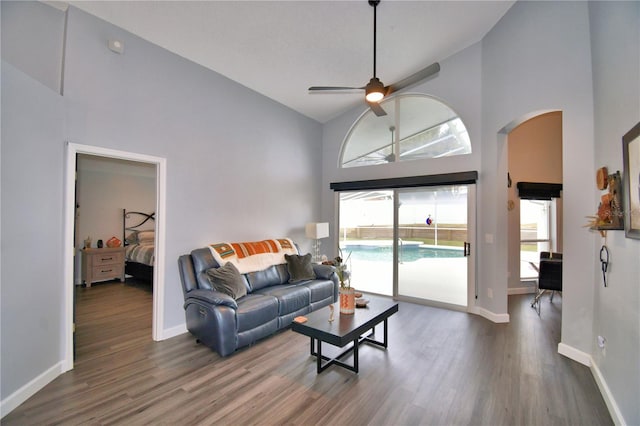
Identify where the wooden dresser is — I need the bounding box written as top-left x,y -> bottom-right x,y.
81,247 -> 125,287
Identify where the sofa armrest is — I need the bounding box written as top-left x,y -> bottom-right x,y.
184,289 -> 238,310
313,264 -> 336,280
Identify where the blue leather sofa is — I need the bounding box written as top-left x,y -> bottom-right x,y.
178,247 -> 339,356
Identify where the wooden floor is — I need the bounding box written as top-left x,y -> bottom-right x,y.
4,283 -> 612,425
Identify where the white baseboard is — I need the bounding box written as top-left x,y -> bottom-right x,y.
468,306 -> 510,323
558,342 -> 626,425
508,286 -> 536,295
1,361 -> 64,419
160,323 -> 188,340
558,342 -> 592,366
590,360 -> 627,426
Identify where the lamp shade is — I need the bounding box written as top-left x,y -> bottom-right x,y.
305,222 -> 329,239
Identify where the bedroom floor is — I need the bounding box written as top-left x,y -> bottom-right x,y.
73,278 -> 153,362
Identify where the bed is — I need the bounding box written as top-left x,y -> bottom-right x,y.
123,209 -> 155,283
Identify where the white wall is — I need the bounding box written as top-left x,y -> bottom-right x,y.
589,2 -> 640,425
1,60 -> 67,411
61,4 -> 323,325
481,1 -> 596,344
0,1 -> 65,93
1,2 -> 322,408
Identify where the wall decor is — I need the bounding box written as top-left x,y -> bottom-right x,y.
586,168 -> 623,231
622,121 -> 640,239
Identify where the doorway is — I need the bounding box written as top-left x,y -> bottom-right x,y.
74,154 -> 156,360
506,111 -> 563,296
62,143 -> 167,372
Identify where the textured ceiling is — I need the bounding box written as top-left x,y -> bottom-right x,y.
67,0 -> 514,123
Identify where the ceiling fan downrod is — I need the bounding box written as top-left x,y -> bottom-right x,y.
370,0 -> 379,78
365,0 -> 385,103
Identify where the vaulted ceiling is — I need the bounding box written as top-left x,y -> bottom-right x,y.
67,1 -> 515,123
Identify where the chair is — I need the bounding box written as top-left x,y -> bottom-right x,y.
531,251 -> 562,314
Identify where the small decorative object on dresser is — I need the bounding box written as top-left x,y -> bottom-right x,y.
81,246 -> 125,287
106,236 -> 122,248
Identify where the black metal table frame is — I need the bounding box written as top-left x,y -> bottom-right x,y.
310,318 -> 389,374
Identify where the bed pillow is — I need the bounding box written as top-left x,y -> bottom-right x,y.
136,230 -> 155,243
125,232 -> 139,244
206,262 -> 247,300
285,253 -> 316,283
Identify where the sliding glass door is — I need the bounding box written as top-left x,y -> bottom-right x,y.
396,185 -> 473,307
338,184 -> 475,307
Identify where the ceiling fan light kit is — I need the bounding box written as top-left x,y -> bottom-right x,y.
309,0 -> 440,117
365,77 -> 385,102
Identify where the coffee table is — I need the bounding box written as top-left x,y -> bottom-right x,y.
290,296 -> 398,374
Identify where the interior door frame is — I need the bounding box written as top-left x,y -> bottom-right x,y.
62,142 -> 167,372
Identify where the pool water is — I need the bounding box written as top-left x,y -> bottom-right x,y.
342,244 -> 464,263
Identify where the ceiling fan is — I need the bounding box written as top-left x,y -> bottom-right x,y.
309,0 -> 440,117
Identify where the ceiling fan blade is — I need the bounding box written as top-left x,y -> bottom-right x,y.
308,86 -> 364,92
367,101 -> 387,117
386,62 -> 441,95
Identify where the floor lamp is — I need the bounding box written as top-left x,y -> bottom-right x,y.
305,222 -> 329,262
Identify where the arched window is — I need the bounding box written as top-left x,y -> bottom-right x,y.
340,94 -> 471,168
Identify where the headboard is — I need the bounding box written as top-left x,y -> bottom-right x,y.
122,209 -> 155,246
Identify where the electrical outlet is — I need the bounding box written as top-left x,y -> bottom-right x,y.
487,288 -> 493,299
597,335 -> 606,348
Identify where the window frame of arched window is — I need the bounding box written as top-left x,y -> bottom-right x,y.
339,94 -> 472,169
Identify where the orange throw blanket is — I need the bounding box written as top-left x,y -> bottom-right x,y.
209,238 -> 298,274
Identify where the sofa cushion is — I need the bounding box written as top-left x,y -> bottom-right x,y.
245,265 -> 285,292
206,262 -> 247,300
255,284 -> 311,316
300,280 -> 335,303
236,294 -> 279,333
284,253 -> 316,283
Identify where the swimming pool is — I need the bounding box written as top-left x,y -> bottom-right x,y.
342,243 -> 464,263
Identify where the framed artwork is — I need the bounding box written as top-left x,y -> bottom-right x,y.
622,121 -> 640,239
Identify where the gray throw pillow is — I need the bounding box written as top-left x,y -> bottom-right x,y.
206,262 -> 247,300
285,253 -> 316,283
313,264 -> 336,280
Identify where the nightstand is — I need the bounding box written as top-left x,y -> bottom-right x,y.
81,247 -> 125,287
